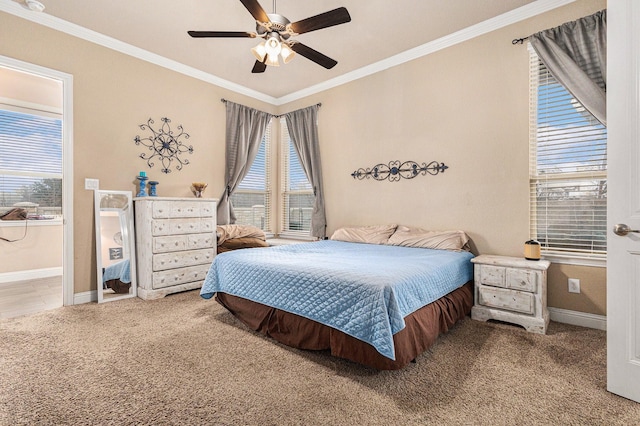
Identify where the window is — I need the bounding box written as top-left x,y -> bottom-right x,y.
0,108 -> 63,218
230,122 -> 272,233
280,118 -> 313,237
529,45 -> 607,258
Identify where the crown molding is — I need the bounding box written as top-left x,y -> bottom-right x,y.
0,0 -> 575,106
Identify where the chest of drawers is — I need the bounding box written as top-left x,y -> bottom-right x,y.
134,197 -> 217,300
471,255 -> 550,334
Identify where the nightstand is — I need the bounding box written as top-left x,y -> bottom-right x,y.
471,254 -> 550,334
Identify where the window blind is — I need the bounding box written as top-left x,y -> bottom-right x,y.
528,44 -> 607,256
280,118 -> 313,236
0,108 -> 63,217
230,122 -> 272,232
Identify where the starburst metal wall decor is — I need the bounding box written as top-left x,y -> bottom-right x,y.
351,160 -> 448,182
134,117 -> 193,174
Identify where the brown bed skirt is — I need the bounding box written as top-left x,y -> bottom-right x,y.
215,281 -> 473,370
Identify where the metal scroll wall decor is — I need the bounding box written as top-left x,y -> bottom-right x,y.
134,117 -> 193,174
351,160 -> 448,182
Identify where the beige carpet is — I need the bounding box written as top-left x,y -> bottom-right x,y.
1,290 -> 638,426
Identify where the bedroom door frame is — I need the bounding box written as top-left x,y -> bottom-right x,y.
607,0 -> 640,404
0,55 -> 74,307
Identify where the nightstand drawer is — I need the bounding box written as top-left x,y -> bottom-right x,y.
507,268 -> 537,292
477,285 -> 534,315
477,265 -> 506,288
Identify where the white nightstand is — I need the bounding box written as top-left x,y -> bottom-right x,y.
471,254 -> 551,334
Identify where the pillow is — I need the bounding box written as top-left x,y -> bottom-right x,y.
217,224 -> 266,245
387,225 -> 470,251
330,224 -> 397,245
218,237 -> 269,253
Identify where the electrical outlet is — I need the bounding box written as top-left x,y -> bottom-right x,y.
568,278 -> 581,294
85,178 -> 99,190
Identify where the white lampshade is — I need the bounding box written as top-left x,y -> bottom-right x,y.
251,41 -> 267,62
264,34 -> 282,57
280,43 -> 296,64
265,53 -> 280,67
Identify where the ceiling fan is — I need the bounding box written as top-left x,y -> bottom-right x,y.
188,0 -> 351,73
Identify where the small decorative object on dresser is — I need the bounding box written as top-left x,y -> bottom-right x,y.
134,197 -> 217,300
471,254 -> 550,334
191,182 -> 207,198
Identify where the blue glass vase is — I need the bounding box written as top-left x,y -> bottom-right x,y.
148,181 -> 159,197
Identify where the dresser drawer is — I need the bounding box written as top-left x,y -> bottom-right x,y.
188,234 -> 215,249
506,268 -> 537,293
152,200 -> 214,219
152,248 -> 215,271
477,285 -> 534,315
153,235 -> 187,253
153,234 -> 215,253
151,218 -> 214,236
152,264 -> 210,289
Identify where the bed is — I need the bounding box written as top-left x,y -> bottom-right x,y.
201,225 -> 474,370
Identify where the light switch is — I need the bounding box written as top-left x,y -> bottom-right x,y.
85,178 -> 99,190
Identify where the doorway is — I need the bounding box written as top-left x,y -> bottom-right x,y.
0,56 -> 73,317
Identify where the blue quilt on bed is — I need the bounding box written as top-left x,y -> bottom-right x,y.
200,240 -> 473,360
103,259 -> 131,284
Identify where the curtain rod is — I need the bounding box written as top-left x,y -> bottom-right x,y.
512,36 -> 529,45
220,98 -> 322,118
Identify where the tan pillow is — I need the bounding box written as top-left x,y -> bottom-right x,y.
217,225 -> 266,245
388,225 -> 470,251
330,224 -> 397,245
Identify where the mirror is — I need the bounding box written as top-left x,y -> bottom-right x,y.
94,190 -> 137,303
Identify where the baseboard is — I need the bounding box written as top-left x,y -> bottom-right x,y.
548,307 -> 606,331
73,290 -> 97,305
0,267 -> 63,284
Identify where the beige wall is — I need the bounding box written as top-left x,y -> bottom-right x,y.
0,66 -> 62,109
0,224 -> 62,273
0,12 -> 274,292
0,0 -> 607,315
281,0 -> 607,315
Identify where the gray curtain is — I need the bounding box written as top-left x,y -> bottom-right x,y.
217,101 -> 272,225
284,105 -> 326,239
530,9 -> 606,125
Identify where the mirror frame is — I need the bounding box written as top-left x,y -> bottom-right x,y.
94,190 -> 137,303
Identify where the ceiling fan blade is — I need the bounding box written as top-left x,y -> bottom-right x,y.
252,60 -> 267,73
289,7 -> 351,35
188,31 -> 256,38
239,0 -> 270,23
290,43 -> 338,69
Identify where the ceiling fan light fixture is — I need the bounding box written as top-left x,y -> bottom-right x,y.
251,41 -> 267,62
280,43 -> 295,64
265,53 -> 280,67
264,33 -> 282,56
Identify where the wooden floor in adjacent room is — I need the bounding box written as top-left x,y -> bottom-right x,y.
0,276 -> 63,319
